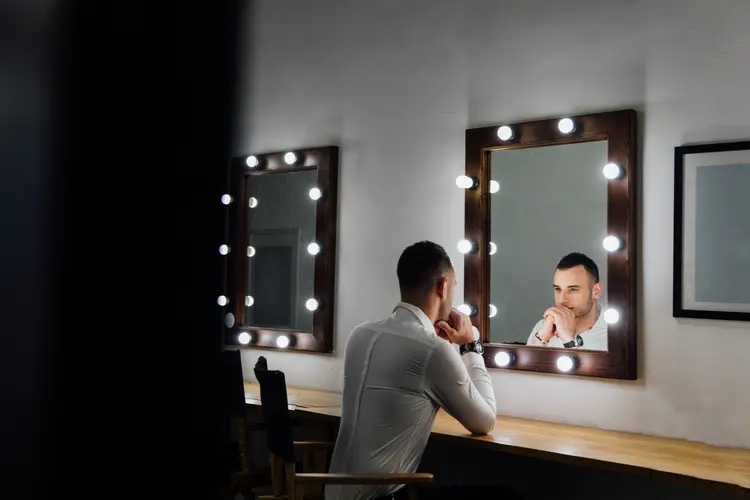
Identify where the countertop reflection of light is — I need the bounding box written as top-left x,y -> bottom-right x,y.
603,163 -> 621,179
238,332 -> 251,345
246,156 -> 259,167
602,236 -> 621,252
558,118 -> 575,134
276,335 -> 290,348
305,298 -> 319,311
497,126 -> 513,141
494,351 -> 512,367
603,308 -> 619,324
557,355 -> 575,372
489,180 -> 500,194
489,304 -> 497,318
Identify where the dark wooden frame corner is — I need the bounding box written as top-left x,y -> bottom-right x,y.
464,109 -> 638,379
673,140 -> 750,322
222,146 -> 339,353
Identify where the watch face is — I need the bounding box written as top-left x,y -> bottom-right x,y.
475,341 -> 484,354
575,335 -> 584,347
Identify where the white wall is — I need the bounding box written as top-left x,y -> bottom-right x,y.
234,0 -> 750,448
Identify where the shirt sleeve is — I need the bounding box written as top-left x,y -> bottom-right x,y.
424,341 -> 497,435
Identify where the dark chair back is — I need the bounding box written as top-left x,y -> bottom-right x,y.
253,356 -> 295,462
219,349 -> 246,417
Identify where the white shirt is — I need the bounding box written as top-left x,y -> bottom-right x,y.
525,305 -> 608,351
325,302 -> 497,500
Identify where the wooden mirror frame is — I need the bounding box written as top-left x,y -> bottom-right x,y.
464,109 -> 637,379
223,146 -> 339,353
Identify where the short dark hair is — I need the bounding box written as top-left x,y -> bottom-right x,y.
556,252 -> 599,283
397,241 -> 453,296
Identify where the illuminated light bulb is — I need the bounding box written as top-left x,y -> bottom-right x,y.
219,244 -> 230,255
221,194 -> 232,204
557,355 -> 575,372
246,156 -> 259,167
489,180 -> 500,194
489,242 -> 497,255
455,175 -> 476,189
225,313 -> 235,328
217,295 -> 228,306
472,326 -> 480,341
457,304 -> 475,316
305,298 -> 319,311
603,163 -> 621,179
309,187 -> 322,200
558,118 -> 575,134
247,246 -> 256,257
284,152 -> 297,165
495,351 -> 512,367
603,236 -> 621,252
603,308 -> 620,324
489,304 -> 497,318
457,239 -> 475,254
276,335 -> 290,348
245,296 -> 254,307
248,197 -> 258,208
238,332 -> 251,345
307,242 -> 321,255
497,126 -> 513,141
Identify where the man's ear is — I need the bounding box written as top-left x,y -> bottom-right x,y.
592,282 -> 602,300
436,276 -> 448,299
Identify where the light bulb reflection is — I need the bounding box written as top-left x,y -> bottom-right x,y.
309,187 -> 322,200
307,242 -> 321,255
217,295 -> 228,306
276,335 -> 290,348
246,156 -> 259,167
248,197 -> 258,208
489,242 -> 497,255
238,332 -> 251,345
489,304 -> 497,318
489,180 -> 500,194
245,296 -> 254,307
247,246 -> 256,257
219,244 -> 230,255
221,194 -> 232,204
284,152 -> 297,165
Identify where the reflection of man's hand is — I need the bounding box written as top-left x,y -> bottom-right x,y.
545,307 -> 576,342
537,315 -> 556,343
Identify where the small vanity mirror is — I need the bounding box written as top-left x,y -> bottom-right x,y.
489,141 -> 609,351
222,146 -> 338,353
463,110 -> 637,379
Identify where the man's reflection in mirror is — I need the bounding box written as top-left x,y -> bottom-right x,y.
526,252 -> 607,351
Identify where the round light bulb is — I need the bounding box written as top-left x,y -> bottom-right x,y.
557,355 -> 575,372
217,295 -> 228,306
603,163 -> 621,179
497,126 -> 513,141
457,304 -> 475,316
247,246 -> 256,257
245,295 -> 254,307
558,118 -> 575,134
225,313 -> 235,328
238,332 -> 251,345
489,304 -> 497,318
305,298 -> 319,311
457,239 -> 474,254
489,180 -> 500,194
219,244 -> 230,255
455,175 -> 475,189
309,187 -> 322,200
276,335 -> 290,348
221,194 -> 232,205
246,156 -> 259,168
248,197 -> 258,208
307,242 -> 321,255
489,242 -> 497,256
472,326 -> 480,341
603,308 -> 620,324
494,351 -> 512,367
284,152 -> 297,165
603,236 -> 621,252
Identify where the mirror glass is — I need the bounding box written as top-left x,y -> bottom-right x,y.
245,168 -> 318,331
488,141 -> 609,351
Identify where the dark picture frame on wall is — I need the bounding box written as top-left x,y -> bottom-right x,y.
673,140 -> 750,322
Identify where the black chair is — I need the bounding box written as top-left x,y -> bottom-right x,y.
253,356 -> 433,500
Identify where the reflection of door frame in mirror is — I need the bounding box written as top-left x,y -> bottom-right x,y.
464,110 -> 637,379
223,146 -> 339,353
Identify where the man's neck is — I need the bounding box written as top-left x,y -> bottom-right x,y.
575,303 -> 600,334
400,297 -> 439,324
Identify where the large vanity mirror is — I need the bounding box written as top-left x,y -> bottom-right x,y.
463,110 -> 637,379
222,146 -> 339,353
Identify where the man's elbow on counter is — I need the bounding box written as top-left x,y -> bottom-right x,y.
466,409 -> 496,435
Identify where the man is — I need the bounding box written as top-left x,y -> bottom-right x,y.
526,252 -> 607,351
326,241 -> 497,500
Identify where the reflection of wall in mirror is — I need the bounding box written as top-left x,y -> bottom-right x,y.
246,169 -> 318,331
489,141 -> 608,344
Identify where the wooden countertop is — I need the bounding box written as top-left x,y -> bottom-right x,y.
243,382 -> 750,491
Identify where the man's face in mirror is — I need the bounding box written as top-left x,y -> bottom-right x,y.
553,265 -> 602,318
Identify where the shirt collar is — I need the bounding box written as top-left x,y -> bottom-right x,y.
393,302 -> 436,333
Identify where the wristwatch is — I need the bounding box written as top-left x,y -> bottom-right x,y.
460,340 -> 484,355
563,334 -> 584,348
